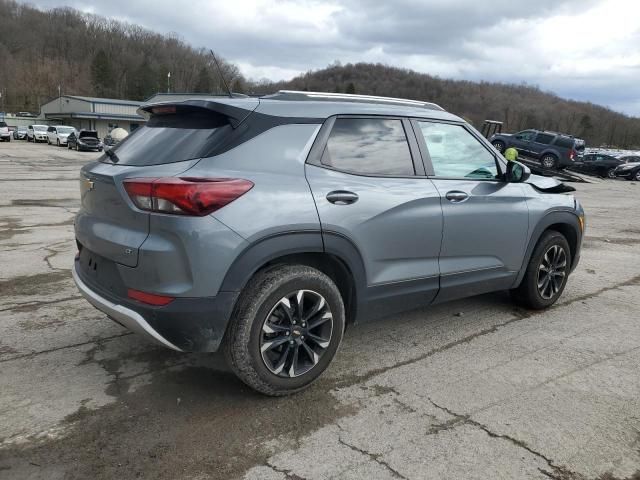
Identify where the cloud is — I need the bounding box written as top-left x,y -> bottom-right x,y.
18,0 -> 640,115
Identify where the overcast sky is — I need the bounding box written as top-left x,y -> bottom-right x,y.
21,0 -> 640,116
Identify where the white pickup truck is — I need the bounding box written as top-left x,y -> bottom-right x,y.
0,121 -> 12,142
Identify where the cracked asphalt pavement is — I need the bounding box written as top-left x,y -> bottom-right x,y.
1,141 -> 640,480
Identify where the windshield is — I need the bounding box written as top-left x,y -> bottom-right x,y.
57,127 -> 75,134
33,125 -> 47,132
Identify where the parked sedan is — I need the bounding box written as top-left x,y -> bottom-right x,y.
570,153 -> 626,179
613,158 -> 640,181
47,126 -> 76,147
13,127 -> 28,140
67,130 -> 103,152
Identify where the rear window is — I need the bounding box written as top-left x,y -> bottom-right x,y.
102,107 -> 231,166
554,137 -> 576,149
534,133 -> 555,144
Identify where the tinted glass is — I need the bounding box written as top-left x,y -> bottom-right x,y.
418,122 -> 498,179
534,133 -> 555,144
554,137 -> 575,149
516,130 -> 536,141
0,122 -> 7,127
103,110 -> 231,166
321,118 -> 414,175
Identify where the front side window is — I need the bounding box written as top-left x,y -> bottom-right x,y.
321,118 -> 415,176
418,122 -> 499,179
515,130 -> 536,141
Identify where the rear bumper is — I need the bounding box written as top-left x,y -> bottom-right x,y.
72,260 -> 237,352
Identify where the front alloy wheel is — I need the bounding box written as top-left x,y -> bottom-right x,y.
260,290 -> 333,378
635,170 -> 640,182
536,245 -> 567,300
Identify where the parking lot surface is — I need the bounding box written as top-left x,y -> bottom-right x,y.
1,141 -> 639,480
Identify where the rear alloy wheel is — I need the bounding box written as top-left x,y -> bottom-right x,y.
492,141 -> 505,152
260,290 -> 333,378
635,170 -> 640,182
512,230 -> 571,309
225,264 -> 345,396
541,154 -> 558,169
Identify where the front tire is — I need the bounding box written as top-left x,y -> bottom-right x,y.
225,264 -> 345,396
492,141 -> 505,153
512,230 -> 571,309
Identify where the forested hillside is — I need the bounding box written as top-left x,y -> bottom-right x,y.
260,63 -> 640,148
1,1 -> 638,147
0,0 -> 244,112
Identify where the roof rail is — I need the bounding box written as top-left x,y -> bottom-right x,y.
265,90 -> 445,111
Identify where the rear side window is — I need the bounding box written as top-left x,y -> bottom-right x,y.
534,133 -> 555,144
321,118 -> 414,176
103,108 -> 232,166
554,137 -> 575,149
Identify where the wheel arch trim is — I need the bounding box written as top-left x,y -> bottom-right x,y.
513,209 -> 582,288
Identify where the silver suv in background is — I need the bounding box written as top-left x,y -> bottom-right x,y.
27,124 -> 49,143
73,91 -> 585,395
47,125 -> 76,146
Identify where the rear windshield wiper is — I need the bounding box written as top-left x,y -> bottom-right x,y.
104,148 -> 120,163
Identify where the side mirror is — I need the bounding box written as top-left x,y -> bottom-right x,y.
506,161 -> 531,183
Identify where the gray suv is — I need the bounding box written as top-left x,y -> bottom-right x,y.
73,91 -> 585,395
490,129 -> 584,169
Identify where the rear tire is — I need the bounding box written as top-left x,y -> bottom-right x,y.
225,264 -> 345,396
541,154 -> 558,169
634,170 -> 640,182
512,230 -> 571,310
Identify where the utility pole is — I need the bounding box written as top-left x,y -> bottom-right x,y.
167,72 -> 171,93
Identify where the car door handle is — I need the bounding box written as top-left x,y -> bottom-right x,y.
445,191 -> 469,203
326,190 -> 359,205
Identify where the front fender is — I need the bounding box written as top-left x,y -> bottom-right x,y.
513,209 -> 583,287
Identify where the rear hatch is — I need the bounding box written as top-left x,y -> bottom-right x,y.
75,98 -> 259,268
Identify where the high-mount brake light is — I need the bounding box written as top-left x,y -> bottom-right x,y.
151,106 -> 177,115
123,177 -> 254,216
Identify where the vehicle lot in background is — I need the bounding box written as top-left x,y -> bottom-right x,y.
1,141 -> 640,479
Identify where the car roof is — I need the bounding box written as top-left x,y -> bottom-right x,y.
142,91 -> 463,123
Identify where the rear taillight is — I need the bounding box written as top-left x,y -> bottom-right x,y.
123,177 -> 253,216
569,149 -> 576,161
